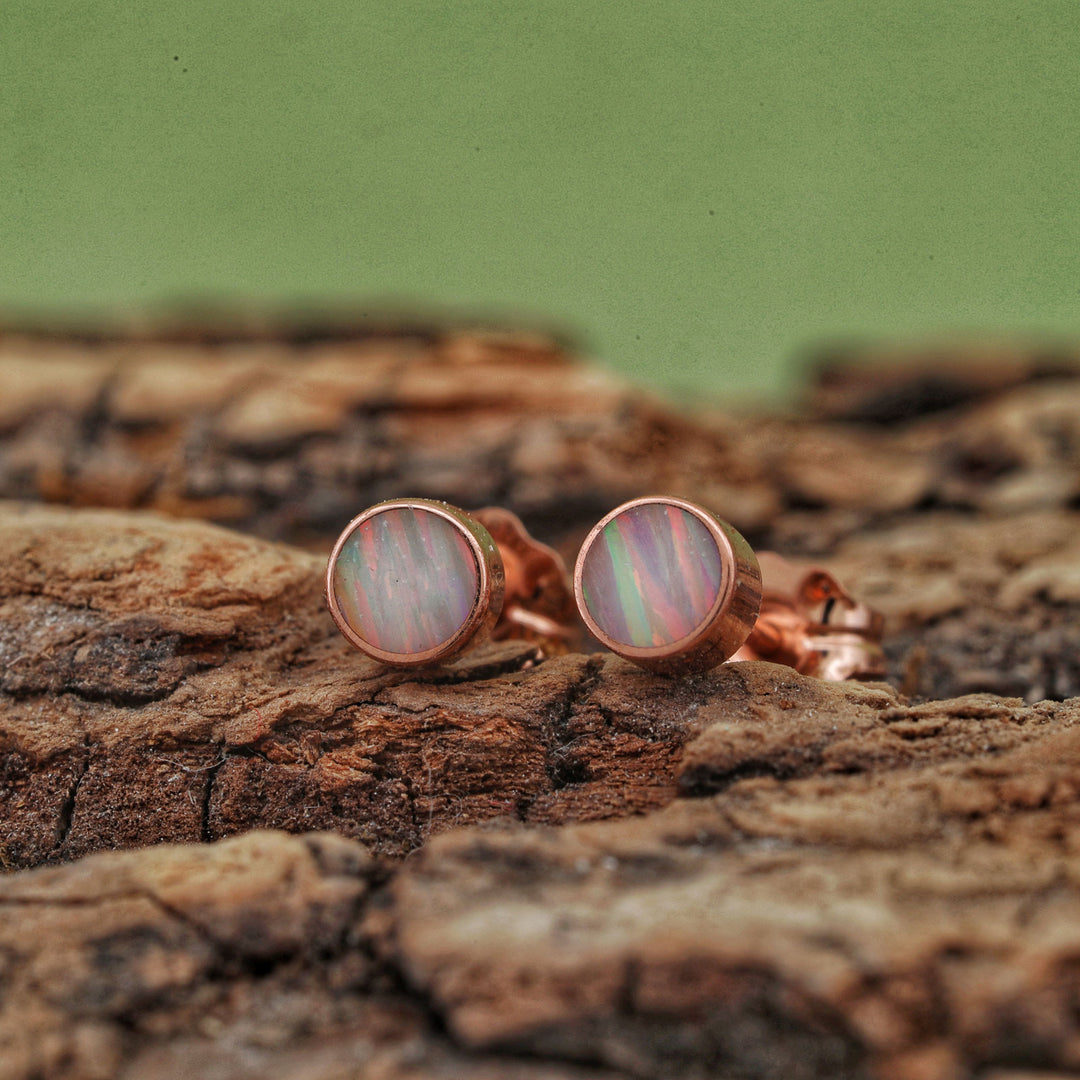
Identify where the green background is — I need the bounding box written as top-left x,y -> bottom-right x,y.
3,2 -> 1080,398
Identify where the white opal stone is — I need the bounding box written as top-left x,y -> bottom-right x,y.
580,502 -> 723,647
331,506 -> 479,655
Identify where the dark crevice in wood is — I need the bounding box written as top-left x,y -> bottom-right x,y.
52,737 -> 89,851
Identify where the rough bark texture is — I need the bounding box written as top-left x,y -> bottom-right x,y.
2,325 -> 1078,554
3,322 -> 1080,1079
8,685 -> 1080,1079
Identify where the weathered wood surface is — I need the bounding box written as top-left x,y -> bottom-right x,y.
7,685 -> 1080,1079
3,323 -> 1080,1079
1,326 -> 1078,553
4,498 -> 1080,875
3,322 -> 1080,707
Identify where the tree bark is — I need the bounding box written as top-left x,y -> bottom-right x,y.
2,322 -> 1080,1079
1,324 -> 1077,555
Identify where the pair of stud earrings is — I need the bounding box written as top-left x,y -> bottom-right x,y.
326,496 -> 884,679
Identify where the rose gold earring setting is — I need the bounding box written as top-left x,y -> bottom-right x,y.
733,552 -> 886,681
326,498 -> 576,668
328,495 -> 885,678
470,507 -> 579,650
574,496 -> 885,680
574,496 -> 764,675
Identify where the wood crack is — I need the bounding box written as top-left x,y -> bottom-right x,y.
52,736 -> 90,851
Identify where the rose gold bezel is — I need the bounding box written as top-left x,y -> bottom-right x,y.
326,498 -> 505,668
573,496 -> 762,675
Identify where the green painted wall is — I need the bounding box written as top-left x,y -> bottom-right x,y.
3,2 -> 1080,397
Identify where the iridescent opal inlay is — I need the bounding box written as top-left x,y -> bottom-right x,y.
331,506 -> 480,655
580,503 -> 724,648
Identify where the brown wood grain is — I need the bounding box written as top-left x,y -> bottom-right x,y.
3,322 -> 1080,1079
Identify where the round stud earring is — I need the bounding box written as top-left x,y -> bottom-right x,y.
574,496 -> 763,675
327,498 -> 577,668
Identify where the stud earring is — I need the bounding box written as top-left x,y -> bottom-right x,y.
327,498 -> 577,667
574,496 -> 885,680
574,496 -> 763,675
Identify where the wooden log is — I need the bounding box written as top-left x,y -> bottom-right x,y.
0,325 -> 1077,556
4,496 -> 1080,871
3,323 -> 1080,1078
0,502 -> 737,868
5,677 -> 1080,1078
0,324 -> 777,547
